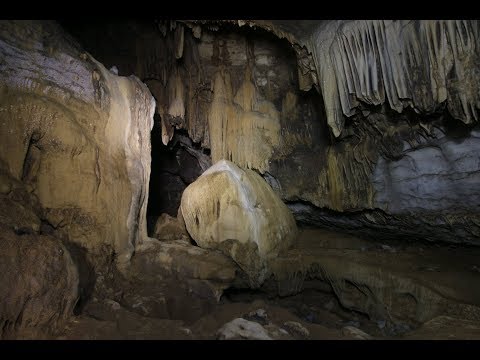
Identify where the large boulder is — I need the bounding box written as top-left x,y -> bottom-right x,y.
180,160 -> 297,287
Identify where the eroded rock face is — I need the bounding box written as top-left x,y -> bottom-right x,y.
0,20 -> 155,270
0,167 -> 79,339
181,160 -> 297,287
0,225 -> 79,339
63,20 -> 480,246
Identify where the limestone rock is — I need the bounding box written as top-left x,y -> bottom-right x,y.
403,316 -> 480,340
180,160 -> 297,287
152,213 -> 189,241
131,239 -> 239,302
309,20 -> 480,137
0,20 -> 155,271
244,309 -> 268,325
282,321 -> 310,339
62,19 -> 480,247
0,224 -> 79,339
342,326 -> 373,340
269,229 -> 480,325
217,318 -> 273,340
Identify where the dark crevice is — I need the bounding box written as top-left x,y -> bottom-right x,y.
147,114 -> 209,236
286,199 -> 480,248
61,241 -> 96,316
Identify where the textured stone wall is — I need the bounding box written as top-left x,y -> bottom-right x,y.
60,20 -> 480,245
0,20 -> 155,270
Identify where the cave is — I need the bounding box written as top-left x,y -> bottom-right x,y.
1,19 -> 480,341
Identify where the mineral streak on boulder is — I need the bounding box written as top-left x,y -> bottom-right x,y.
0,20 -> 155,270
180,160 -> 297,287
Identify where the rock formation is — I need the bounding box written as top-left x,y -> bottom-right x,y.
0,167 -> 79,339
2,18 -> 480,339
65,19 -> 480,246
151,212 -> 188,241
181,160 -> 297,287
0,20 -> 155,272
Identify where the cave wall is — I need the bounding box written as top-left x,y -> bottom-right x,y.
62,19 -> 480,245
0,20 -> 155,271
62,20 -> 326,210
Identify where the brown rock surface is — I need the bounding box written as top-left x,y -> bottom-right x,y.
0,164 -> 80,339
0,20 -> 155,271
152,212 -> 189,241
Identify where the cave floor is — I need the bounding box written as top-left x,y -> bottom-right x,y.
48,229 -> 480,340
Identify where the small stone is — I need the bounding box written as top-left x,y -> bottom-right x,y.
252,308 -> 267,319
105,299 -> 121,311
92,70 -> 100,81
377,320 -> 386,329
342,326 -> 373,340
282,321 -> 310,338
109,66 -> 119,75
217,318 -> 272,340
181,328 -> 192,335
245,308 -> 268,324
346,320 -> 360,328
381,244 -> 396,252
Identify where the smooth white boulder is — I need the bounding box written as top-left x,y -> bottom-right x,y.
180,160 -> 297,287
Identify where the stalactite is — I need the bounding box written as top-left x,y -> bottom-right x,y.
207,65 -> 281,174
309,20 -> 480,137
174,23 -> 184,59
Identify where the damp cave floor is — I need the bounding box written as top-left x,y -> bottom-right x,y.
46,229 -> 480,340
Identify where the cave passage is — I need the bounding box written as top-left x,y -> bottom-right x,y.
146,115 -> 205,236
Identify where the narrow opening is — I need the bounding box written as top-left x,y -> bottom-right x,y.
146,117 -> 205,236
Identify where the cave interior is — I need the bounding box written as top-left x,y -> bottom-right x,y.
1,19 -> 480,340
